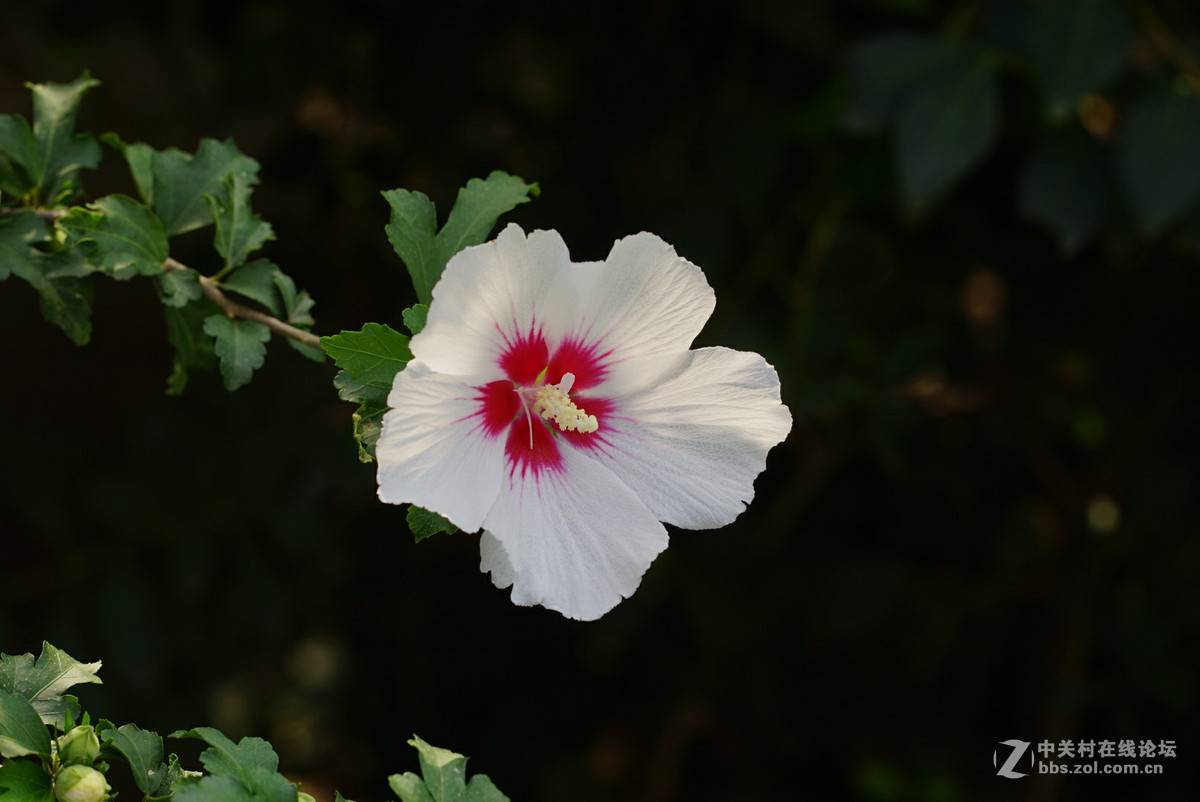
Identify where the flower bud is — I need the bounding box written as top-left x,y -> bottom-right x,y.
56,725 -> 100,766
54,765 -> 111,802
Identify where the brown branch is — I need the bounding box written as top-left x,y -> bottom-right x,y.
164,258 -> 325,352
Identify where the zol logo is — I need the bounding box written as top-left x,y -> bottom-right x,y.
995,739 -> 1034,778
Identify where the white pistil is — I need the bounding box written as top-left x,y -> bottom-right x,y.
533,372 -> 599,434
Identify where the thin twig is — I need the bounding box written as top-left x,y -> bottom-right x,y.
164,258 -> 325,352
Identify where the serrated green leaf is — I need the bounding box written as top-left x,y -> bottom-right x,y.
1117,86 -> 1200,233
206,172 -> 274,270
170,728 -> 296,802
383,188 -> 439,303
0,114 -> 39,200
844,32 -> 961,133
399,735 -> 509,802
173,774 -> 258,802
321,323 -> 411,390
351,403 -> 387,463
203,315 -> 271,391
160,266 -> 204,308
58,193 -> 168,279
895,61 -> 999,208
27,72 -> 102,205
407,506 -> 458,543
333,371 -> 388,405
0,643 -> 102,729
220,259 -> 282,314
164,298 -> 220,394
1018,127 -> 1110,255
383,171 -> 537,304
0,691 -> 51,760
0,757 -> 55,802
0,213 -> 93,344
273,270 -> 315,328
1026,0 -> 1131,122
436,172 -> 538,267
402,304 -> 429,335
100,723 -> 166,796
389,773 -> 435,802
108,136 -> 260,237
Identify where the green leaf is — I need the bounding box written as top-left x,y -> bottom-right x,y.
0,691 -> 51,760
0,114 -> 39,200
436,172 -> 539,267
58,193 -> 169,279
274,270 -> 315,329
383,171 -> 537,304
27,72 -> 102,205
206,172 -> 274,270
0,213 -> 93,344
389,736 -> 508,802
350,403 -> 387,463
203,315 -> 271,391
1018,126 -> 1111,255
0,643 -> 102,729
1026,0 -> 1131,122
107,135 -> 260,237
164,298 -> 219,394
895,61 -> 999,209
0,757 -> 55,802
220,259 -> 283,314
402,304 -> 429,335
170,728 -> 297,802
844,32 -> 961,133
382,188 -> 439,303
1117,86 -> 1200,233
160,265 -> 204,308
321,323 -> 411,391
100,724 -> 169,796
407,506 -> 458,543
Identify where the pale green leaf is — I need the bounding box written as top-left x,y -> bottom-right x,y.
202,315 -> 271,391
0,642 -> 102,728
27,72 -> 102,204
220,259 -> 282,314
160,266 -> 204,308
398,735 -> 509,802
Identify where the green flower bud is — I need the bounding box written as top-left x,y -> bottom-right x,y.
54,765 -> 111,802
56,724 -> 100,766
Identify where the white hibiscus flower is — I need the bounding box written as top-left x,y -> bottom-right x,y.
376,224 -> 791,620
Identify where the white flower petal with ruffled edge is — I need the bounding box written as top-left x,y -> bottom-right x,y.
576,346 -> 792,530
479,446 -> 669,621
376,361 -> 508,532
412,225 -> 582,381
566,232 -> 717,362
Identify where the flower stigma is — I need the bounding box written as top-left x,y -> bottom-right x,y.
533,372 -> 599,434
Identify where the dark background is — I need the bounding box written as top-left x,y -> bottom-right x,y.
2,1 -> 1198,800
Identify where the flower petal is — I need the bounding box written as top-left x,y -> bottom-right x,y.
568,232 -> 716,361
587,346 -> 792,530
479,446 -> 669,621
376,361 -> 508,532
412,225 -> 581,381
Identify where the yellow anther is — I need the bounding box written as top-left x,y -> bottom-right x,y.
533,372 -> 598,434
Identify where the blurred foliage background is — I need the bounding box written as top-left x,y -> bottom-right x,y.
2,0 -> 1199,800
